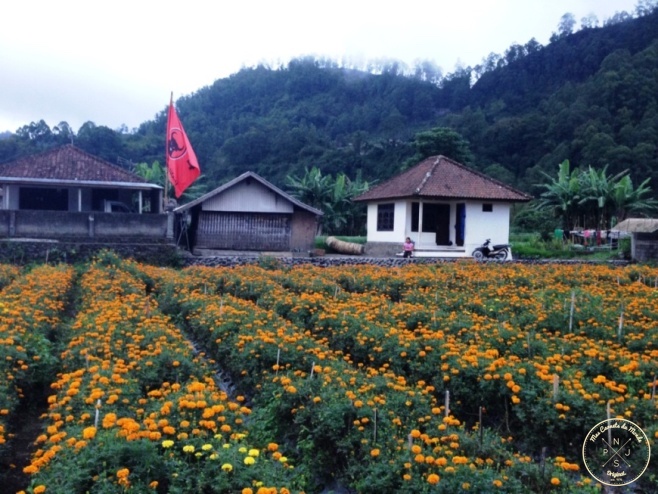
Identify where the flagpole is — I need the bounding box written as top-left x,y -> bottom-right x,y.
164,92 -> 172,209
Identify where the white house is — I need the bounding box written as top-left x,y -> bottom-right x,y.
353,155 -> 532,257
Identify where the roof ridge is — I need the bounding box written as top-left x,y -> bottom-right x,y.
414,157 -> 441,194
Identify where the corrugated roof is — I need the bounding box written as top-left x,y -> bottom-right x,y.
0,145 -> 157,186
611,218 -> 658,233
354,155 -> 532,202
174,171 -> 323,216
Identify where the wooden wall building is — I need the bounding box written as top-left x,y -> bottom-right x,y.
174,172 -> 322,253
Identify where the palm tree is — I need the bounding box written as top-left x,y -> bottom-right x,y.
536,159 -> 581,234
286,167 -> 371,235
578,165 -> 627,233
611,174 -> 658,225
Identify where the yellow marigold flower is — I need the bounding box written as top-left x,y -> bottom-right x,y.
202,444 -> 213,451
427,473 -> 440,484
244,456 -> 255,465
161,440 -> 174,448
183,445 -> 195,453
462,482 -> 471,489
221,463 -> 233,472
248,448 -> 260,457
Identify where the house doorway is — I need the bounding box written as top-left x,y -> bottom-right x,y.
423,203 -> 451,245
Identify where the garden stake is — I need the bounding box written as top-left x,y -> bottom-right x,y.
552,374 -> 559,401
568,290 -> 575,333
445,390 -> 450,417
618,303 -> 624,341
334,285 -> 338,298
478,406 -> 483,449
309,361 -> 315,379
94,399 -> 101,428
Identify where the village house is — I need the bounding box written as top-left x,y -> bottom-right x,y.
353,155 -> 532,257
173,171 -> 322,254
0,145 -> 166,241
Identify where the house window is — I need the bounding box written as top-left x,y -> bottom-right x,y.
19,187 -> 68,211
377,203 -> 395,231
482,203 -> 493,212
411,202 -> 419,232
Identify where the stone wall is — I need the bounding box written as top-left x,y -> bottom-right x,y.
0,240 -> 182,267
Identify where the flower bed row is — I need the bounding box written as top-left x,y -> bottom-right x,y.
21,255 -> 302,494
0,264 -> 74,466
141,263 -> 605,493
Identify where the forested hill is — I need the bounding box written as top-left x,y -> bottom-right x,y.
2,7 -> 657,196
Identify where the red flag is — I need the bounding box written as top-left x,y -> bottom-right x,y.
166,100 -> 201,198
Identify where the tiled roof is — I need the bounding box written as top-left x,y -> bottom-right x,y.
0,145 -> 152,185
354,155 -> 532,202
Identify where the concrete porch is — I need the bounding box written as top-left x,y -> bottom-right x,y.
365,241 -> 470,258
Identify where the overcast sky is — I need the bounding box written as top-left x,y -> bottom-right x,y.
0,0 -> 639,134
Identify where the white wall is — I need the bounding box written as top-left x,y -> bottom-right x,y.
464,201 -> 511,253
366,199 -> 513,255
365,201 -> 407,242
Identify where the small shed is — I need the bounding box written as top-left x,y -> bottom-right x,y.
174,171 -> 322,253
612,218 -> 658,262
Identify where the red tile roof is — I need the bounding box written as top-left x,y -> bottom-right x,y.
354,155 -> 532,202
0,145 -> 152,185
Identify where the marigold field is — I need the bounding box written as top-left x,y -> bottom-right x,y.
0,252 -> 656,493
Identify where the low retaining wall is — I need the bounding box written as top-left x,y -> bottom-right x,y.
0,240 -> 182,267
0,210 -> 170,240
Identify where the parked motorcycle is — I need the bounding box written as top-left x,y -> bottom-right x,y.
472,239 -> 511,261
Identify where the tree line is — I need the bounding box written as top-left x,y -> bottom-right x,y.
0,4 -> 657,236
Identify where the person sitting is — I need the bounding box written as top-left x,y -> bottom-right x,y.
403,237 -> 414,258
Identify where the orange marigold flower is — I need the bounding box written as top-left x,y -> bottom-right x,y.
551,477 -> 560,486
34,486 -> 46,494
82,426 -> 97,440
370,448 -> 380,457
427,473 -> 440,485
